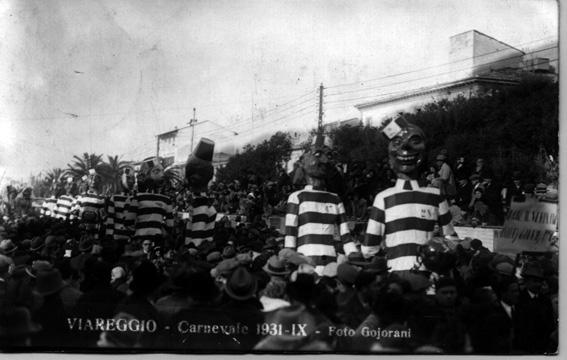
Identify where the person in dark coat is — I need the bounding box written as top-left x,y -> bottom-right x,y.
218,265 -> 264,351
513,263 -> 556,354
72,259 -> 124,347
31,268 -> 73,348
115,260 -> 162,348
469,277 -> 520,354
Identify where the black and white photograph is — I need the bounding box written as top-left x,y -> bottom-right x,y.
0,0 -> 561,355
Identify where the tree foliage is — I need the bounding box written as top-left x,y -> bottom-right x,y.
399,74 -> 558,181
216,132 -> 292,184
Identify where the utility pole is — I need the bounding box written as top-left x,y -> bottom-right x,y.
318,83 -> 324,133
156,135 -> 160,158
189,107 -> 197,151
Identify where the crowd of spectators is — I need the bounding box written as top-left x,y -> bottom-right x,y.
0,144 -> 559,354
0,162 -> 558,353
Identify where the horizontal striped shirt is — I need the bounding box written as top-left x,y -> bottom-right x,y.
363,179 -> 455,271
285,185 -> 356,270
105,194 -> 132,240
74,191 -> 107,239
41,197 -> 58,217
54,195 -> 75,220
185,193 -> 217,247
125,192 -> 174,239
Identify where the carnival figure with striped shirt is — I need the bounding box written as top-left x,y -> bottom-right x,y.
105,165 -> 136,242
184,138 -> 217,248
72,169 -> 107,240
54,176 -> 76,221
124,157 -> 174,247
362,118 -> 458,277
285,134 -> 357,275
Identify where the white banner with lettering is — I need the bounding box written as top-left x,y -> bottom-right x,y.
495,198 -> 558,255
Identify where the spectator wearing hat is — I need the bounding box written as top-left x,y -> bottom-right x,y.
480,173 -> 504,225
166,268 -> 237,350
0,254 -> 14,310
334,262 -> 369,330
412,277 -> 469,353
434,153 -> 456,198
262,255 -> 290,279
0,239 -> 18,257
455,175 -> 473,220
115,260 -> 162,347
0,306 -> 41,348
32,268 -> 73,347
502,171 -> 526,211
219,266 -> 263,350
453,156 -> 470,183
29,237 -> 45,257
367,291 -> 413,353
513,262 -> 556,354
468,187 -> 488,226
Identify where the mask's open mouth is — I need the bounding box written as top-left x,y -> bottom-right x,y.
396,153 -> 419,165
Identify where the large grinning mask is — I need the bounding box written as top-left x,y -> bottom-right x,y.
303,135 -> 333,180
384,118 -> 426,179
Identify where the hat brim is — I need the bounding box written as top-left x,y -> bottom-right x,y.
224,281 -> 258,301
263,264 -> 290,276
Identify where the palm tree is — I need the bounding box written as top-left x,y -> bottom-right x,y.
98,155 -> 132,194
67,153 -> 104,179
44,168 -> 64,186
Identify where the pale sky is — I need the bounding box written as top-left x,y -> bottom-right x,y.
0,0 -> 558,182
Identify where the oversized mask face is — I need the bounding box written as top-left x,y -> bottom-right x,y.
87,174 -> 102,191
388,125 -> 426,178
121,167 -> 136,191
303,145 -> 332,179
149,164 -> 164,181
185,157 -> 213,190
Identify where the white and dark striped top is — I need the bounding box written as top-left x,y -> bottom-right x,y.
185,193 -> 217,247
363,179 -> 456,272
73,191 -> 107,237
285,185 -> 357,270
54,195 -> 75,220
105,193 -> 132,240
40,197 -> 58,217
125,192 -> 174,239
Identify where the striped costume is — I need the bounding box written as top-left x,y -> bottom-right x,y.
40,197 -> 58,218
54,195 -> 75,220
125,192 -> 174,240
363,179 -> 455,272
105,193 -> 132,241
73,191 -> 107,240
185,193 -> 217,247
285,185 -> 357,273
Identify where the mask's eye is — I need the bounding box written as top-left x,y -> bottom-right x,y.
391,138 -> 402,147
409,135 -> 423,145
313,151 -> 322,158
